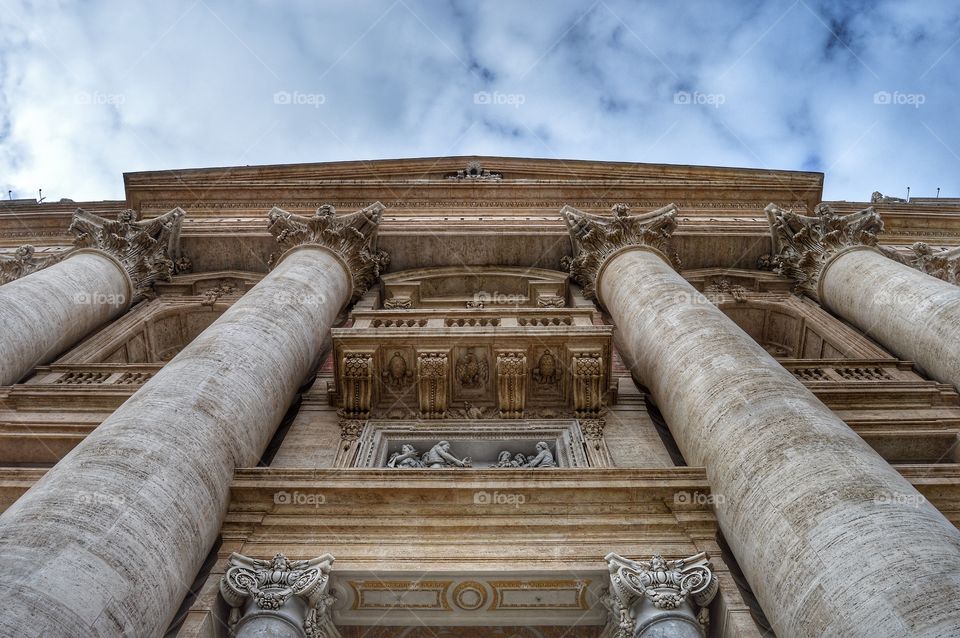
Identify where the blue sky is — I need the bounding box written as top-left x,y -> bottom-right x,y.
1,0 -> 958,202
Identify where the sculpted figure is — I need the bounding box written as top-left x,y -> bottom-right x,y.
511,453 -> 526,467
422,440 -> 471,468
494,451 -> 514,468
387,444 -> 423,468
524,442 -> 557,468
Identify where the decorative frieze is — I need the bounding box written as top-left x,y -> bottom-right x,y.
0,245 -> 64,285
496,351 -> 527,418
339,352 -> 375,418
765,202 -> 884,301
220,552 -> 338,638
267,203 -> 389,304
604,553 -> 717,638
561,203 -> 680,301
417,352 -> 449,419
69,207 -> 187,301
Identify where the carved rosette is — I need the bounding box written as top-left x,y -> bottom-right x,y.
267,203 -> 389,305
605,552 -> 718,638
69,207 -> 187,302
496,351 -> 527,419
0,245 -> 65,285
337,415 -> 365,441
765,203 -> 884,302
417,352 -> 449,419
571,352 -> 604,417
340,352 -> 374,418
560,203 -> 680,302
220,552 -> 337,638
580,418 -> 606,441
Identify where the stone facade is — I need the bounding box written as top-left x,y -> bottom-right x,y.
1,157 -> 960,637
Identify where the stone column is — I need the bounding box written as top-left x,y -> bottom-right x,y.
604,552 -> 717,638
767,203 -> 960,392
220,553 -> 338,638
0,204 -> 387,637
0,207 -> 185,386
563,203 -> 960,637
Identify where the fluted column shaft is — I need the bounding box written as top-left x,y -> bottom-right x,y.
0,250 -> 131,385
599,247 -> 960,637
820,246 -> 960,391
0,245 -> 349,636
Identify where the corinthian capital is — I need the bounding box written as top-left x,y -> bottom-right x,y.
267,202 -> 389,304
766,203 -> 883,301
889,242 -> 960,286
220,552 -> 337,638
560,203 -> 680,301
69,207 -> 187,302
0,245 -> 65,285
605,552 -> 718,638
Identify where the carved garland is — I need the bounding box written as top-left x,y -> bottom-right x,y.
560,203 -> 680,302
765,203 -> 884,301
267,202 -> 389,304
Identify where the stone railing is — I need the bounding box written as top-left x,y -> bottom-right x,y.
26,364 -> 162,386
779,359 -> 916,384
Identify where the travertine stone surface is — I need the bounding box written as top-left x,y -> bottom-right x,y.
820,247 -> 960,392
0,250 -> 130,386
0,245 -> 350,637
600,247 -> 960,637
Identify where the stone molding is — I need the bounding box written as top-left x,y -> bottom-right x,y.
68,207 -> 187,302
604,552 -> 718,638
220,552 -> 338,638
560,203 -> 680,303
765,202 -> 884,302
267,202 -> 389,305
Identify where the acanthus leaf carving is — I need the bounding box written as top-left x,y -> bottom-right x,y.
0,245 -> 65,285
765,202 -> 884,302
881,242 -> 960,286
495,351 -> 526,419
220,552 -> 337,637
561,203 -> 680,302
604,552 -> 718,638
68,207 -> 187,302
267,202 -> 389,305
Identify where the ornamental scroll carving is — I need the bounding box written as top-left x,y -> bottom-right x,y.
496,351 -> 526,418
881,242 -> 960,286
220,552 -> 337,638
267,202 -> 389,304
0,245 -> 64,285
417,352 -> 449,419
560,203 -> 680,302
605,553 -> 718,638
765,202 -> 884,302
572,352 -> 604,417
340,352 -> 374,418
69,207 -> 187,301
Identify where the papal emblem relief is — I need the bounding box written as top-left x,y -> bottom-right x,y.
533,348 -> 561,386
456,347 -> 489,389
381,350 -> 413,389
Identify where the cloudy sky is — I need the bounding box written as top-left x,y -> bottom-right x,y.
1,0 -> 958,202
